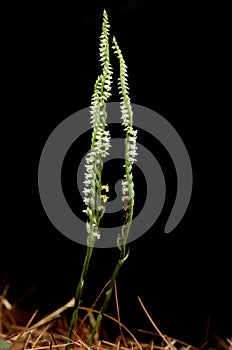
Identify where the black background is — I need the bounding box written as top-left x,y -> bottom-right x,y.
1,1 -> 230,347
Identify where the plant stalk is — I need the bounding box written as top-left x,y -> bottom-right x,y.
66,244 -> 94,349
88,247 -> 129,346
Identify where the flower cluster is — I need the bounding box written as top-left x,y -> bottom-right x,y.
126,127 -> 138,164
94,127 -> 111,157
90,11 -> 113,129
112,36 -> 138,249
83,126 -> 111,208
82,10 -> 113,240
112,37 -> 137,162
83,14 -> 137,248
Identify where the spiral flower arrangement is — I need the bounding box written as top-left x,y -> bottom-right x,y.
67,10 -> 137,348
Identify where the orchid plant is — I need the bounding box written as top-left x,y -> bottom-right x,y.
67,10 -> 137,348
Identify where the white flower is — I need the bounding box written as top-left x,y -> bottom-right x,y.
85,153 -> 94,164
85,164 -> 93,173
122,179 -> 129,195
93,232 -> 101,239
82,207 -> 93,216
83,179 -> 91,186
85,173 -> 94,179
128,149 -> 138,163
84,197 -> 90,206
122,195 -> 130,202
92,127 -> 111,158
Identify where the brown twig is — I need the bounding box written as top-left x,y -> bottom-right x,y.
10,298 -> 75,342
79,306 -> 142,350
214,333 -> 232,350
0,283 -> 10,333
114,280 -> 127,348
137,296 -> 175,350
79,280 -> 111,330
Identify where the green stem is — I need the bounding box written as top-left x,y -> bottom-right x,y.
66,244 -> 94,349
88,248 -> 129,346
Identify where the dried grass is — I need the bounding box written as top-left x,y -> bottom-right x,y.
0,283 -> 231,350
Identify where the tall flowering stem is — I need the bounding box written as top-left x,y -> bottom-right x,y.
67,10 -> 112,349
113,36 -> 137,255
88,36 -> 137,346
